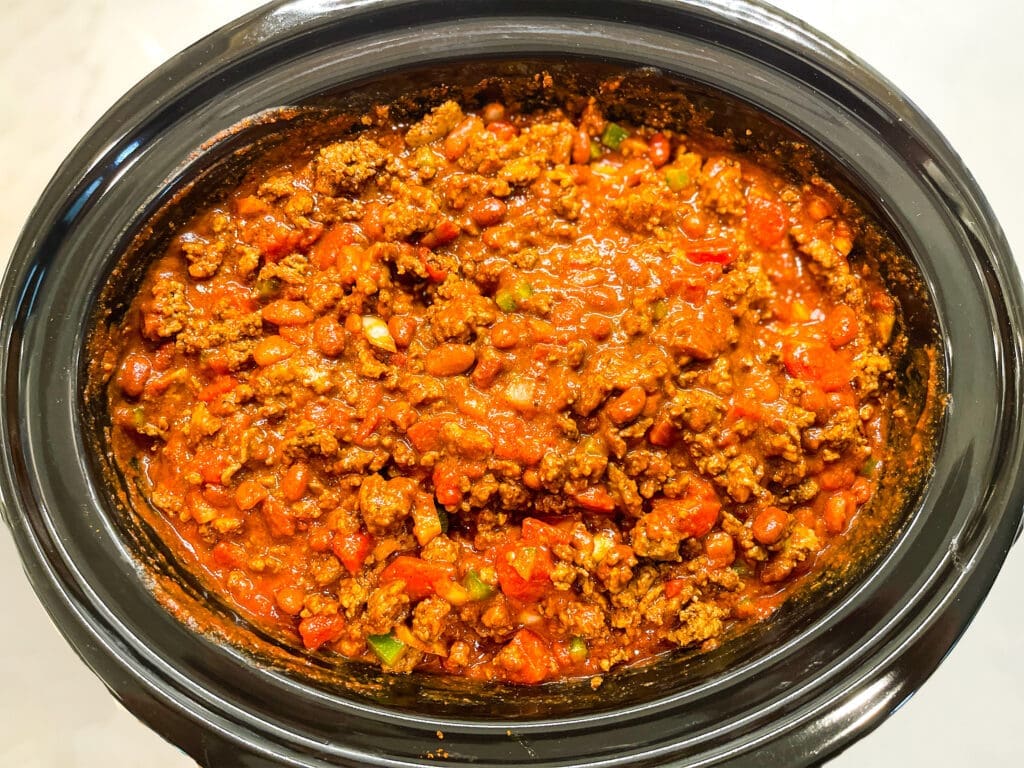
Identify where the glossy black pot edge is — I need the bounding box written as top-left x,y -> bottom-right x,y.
2,1 -> 1023,767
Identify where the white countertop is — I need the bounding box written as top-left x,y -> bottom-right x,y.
1,1 -> 1021,765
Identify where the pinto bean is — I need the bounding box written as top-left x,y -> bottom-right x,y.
468,198 -> 507,228
444,117 -> 478,161
606,386 -> 647,424
262,300 -> 314,326
481,102 -> 506,124
490,320 -> 521,349
281,462 -> 310,502
824,492 -> 856,534
572,128 -> 591,165
752,507 -> 789,545
313,316 -> 346,357
388,316 -> 418,348
275,587 -> 306,615
425,343 -> 476,376
116,352 -> 151,397
253,335 -> 298,366
647,132 -> 671,167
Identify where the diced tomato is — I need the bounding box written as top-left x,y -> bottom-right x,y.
726,398 -> 762,422
418,246 -> 449,282
411,493 -> 444,547
519,438 -> 547,467
184,490 -> 215,524
851,476 -> 874,504
332,531 -> 372,575
433,461 -> 464,506
447,378 -> 487,419
234,195 -> 269,217
309,223 -> 356,270
826,304 -> 859,348
212,541 -> 246,569
298,614 -> 346,650
253,215 -> 300,261
746,194 -> 789,248
688,475 -> 720,505
520,518 -> 569,547
685,243 -> 736,265
650,493 -> 720,539
663,578 -> 688,599
384,401 -> 417,431
605,385 -> 647,424
330,243 -> 366,284
573,486 -> 616,513
496,544 -> 553,602
783,342 -> 830,380
782,342 -> 847,392
197,375 -> 238,403
406,417 -> 448,452
193,446 -> 230,485
353,409 -> 382,445
262,497 -> 295,538
491,429 -> 521,461
380,556 -> 456,601
648,419 -> 677,447
420,219 -> 461,250
212,280 -> 258,315
490,415 -> 532,461
823,491 -> 856,534
201,349 -> 232,376
498,629 -> 557,684
321,399 -> 357,428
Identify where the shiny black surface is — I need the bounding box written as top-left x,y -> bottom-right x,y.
2,1 -> 1023,766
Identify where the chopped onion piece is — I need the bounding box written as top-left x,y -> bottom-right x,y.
362,315 -> 397,352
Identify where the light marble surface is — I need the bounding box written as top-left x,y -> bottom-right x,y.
1,1 -> 1021,766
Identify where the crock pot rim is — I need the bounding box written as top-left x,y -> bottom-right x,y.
2,2 -> 1022,767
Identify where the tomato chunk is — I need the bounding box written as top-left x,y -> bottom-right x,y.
650,495 -> 720,539
573,486 -> 616,512
309,223 -> 356,270
433,461 -> 465,506
332,531 -> 373,575
685,243 -> 736,265
497,629 -> 557,684
496,544 -> 553,602
298,614 -> 346,650
406,417 -> 447,452
380,556 -> 456,601
520,518 -> 569,547
782,342 -> 847,392
746,194 -> 789,248
197,375 -> 238,403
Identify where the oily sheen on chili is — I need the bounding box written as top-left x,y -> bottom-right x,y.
104,95 -> 914,686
